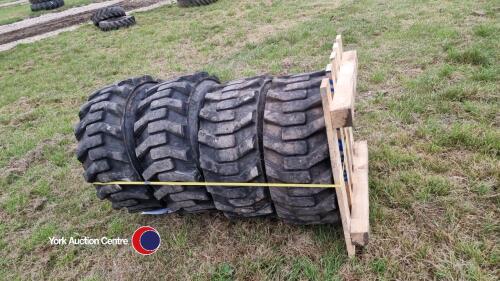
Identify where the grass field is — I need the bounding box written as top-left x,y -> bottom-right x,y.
0,0 -> 102,25
0,0 -> 499,280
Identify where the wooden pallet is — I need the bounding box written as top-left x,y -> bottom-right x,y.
321,35 -> 369,257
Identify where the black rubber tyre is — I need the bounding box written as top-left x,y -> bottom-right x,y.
263,71 -> 340,225
198,76 -> 274,218
31,0 -> 64,11
177,0 -> 218,7
133,73 -> 220,214
91,6 -> 126,26
29,0 -> 50,4
75,76 -> 164,213
98,15 -> 136,32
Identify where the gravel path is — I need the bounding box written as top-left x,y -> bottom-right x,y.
0,25 -> 80,52
0,0 -> 122,35
0,0 -> 27,8
0,0 -> 174,52
0,0 -> 170,46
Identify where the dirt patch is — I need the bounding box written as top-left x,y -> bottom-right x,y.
0,0 -> 169,45
0,135 -> 64,178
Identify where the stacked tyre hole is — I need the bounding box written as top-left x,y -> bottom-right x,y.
90,6 -> 135,32
75,71 -> 340,224
30,0 -> 64,12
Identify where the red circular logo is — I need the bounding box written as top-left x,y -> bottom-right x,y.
131,226 -> 161,255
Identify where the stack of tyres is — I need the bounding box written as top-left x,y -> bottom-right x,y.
90,6 -> 135,32
75,71 -> 339,225
30,0 -> 64,12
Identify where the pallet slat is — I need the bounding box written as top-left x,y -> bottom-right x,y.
341,128 -> 355,199
350,141 -> 370,246
330,50 -> 357,128
320,79 -> 356,257
338,129 -> 353,207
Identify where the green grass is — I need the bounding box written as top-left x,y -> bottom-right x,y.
0,0 -> 101,25
0,0 -> 499,280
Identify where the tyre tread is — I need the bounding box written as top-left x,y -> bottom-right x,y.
263,71 -> 340,224
199,76 -> 274,218
75,76 -> 162,213
133,73 -> 219,214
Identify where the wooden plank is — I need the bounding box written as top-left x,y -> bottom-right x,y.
320,79 -> 355,257
336,35 -> 343,58
338,129 -> 353,207
329,50 -> 339,82
351,141 -> 370,247
343,127 -> 356,195
333,43 -> 342,74
330,50 -> 357,128
329,36 -> 342,83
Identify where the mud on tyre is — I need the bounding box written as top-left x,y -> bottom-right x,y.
263,71 -> 340,224
133,73 -> 220,214
198,76 -> 274,218
75,76 -> 163,213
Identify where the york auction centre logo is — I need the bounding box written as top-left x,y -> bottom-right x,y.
131,226 -> 161,255
48,226 -> 161,255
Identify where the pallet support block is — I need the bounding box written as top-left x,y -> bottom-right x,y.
321,35 -> 370,257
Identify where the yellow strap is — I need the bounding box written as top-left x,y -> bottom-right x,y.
93,181 -> 339,189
